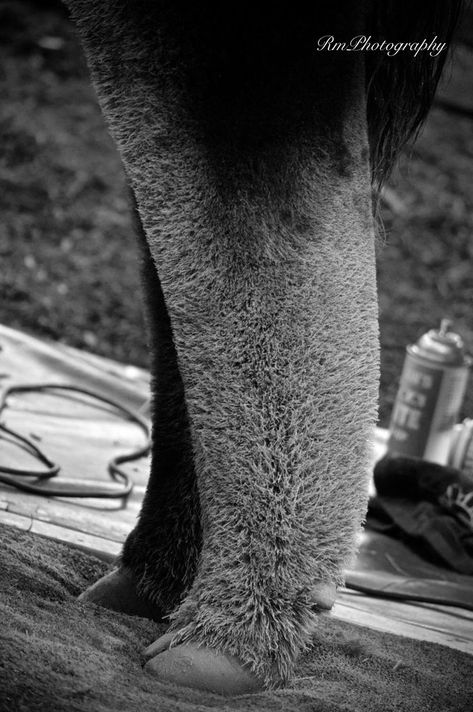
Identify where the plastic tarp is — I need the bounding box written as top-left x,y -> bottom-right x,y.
0,323 -> 472,616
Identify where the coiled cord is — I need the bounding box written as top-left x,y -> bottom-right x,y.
0,383 -> 150,499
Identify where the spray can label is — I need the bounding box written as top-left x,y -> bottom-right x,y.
387,320 -> 470,464
389,355 -> 442,456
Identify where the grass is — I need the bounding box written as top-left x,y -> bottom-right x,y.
0,0 -> 145,366
1,0 -> 473,427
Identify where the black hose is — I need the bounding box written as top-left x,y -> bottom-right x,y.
0,383 -> 150,499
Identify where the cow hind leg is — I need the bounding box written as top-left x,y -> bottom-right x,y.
79,198 -> 202,622
65,0 -> 378,695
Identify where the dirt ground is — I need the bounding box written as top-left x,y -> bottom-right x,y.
2,524 -> 473,712
0,0 -> 472,426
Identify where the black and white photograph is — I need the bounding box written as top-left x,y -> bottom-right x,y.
0,1 -> 472,709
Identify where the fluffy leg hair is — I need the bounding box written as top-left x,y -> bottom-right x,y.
63,0 -> 379,688
119,198 -> 202,615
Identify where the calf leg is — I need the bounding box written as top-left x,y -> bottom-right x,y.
80,201 -> 201,619
65,0 -> 379,692
138,166 -> 378,691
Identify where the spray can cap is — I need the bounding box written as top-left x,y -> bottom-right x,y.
410,319 -> 466,365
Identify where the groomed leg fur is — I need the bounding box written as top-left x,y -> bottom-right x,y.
65,0 -> 379,692
79,202 -> 202,620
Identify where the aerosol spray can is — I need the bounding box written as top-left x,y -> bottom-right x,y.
387,319 -> 471,464
448,419 -> 473,484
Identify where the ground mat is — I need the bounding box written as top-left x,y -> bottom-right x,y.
346,529 -> 473,611
1,525 -> 472,712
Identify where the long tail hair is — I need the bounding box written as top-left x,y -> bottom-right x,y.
366,0 -> 466,187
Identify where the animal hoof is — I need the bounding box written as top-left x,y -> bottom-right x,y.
143,638 -> 263,696
78,567 -> 162,620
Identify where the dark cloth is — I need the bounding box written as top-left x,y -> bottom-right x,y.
367,456 -> 473,575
